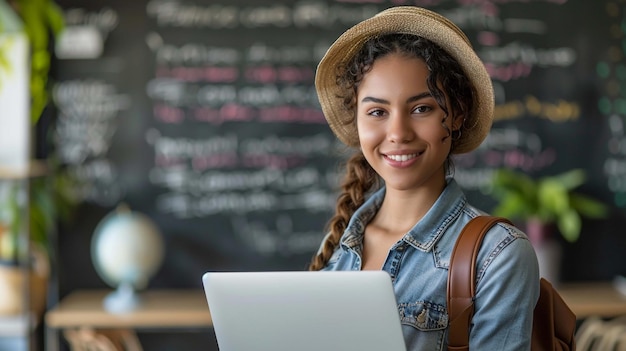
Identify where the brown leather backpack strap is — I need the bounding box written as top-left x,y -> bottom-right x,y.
447,216 -> 512,351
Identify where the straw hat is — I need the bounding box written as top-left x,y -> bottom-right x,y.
315,6 -> 494,154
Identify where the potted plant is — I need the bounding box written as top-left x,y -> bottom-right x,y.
487,168 -> 608,283
0,175 -> 49,316
488,168 -> 608,243
0,166 -> 76,315
0,0 -> 69,316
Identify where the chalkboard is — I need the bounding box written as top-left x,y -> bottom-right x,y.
51,0 -> 626,299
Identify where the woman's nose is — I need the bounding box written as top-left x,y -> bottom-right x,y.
387,113 -> 415,143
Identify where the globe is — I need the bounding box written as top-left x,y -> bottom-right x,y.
91,205 -> 164,313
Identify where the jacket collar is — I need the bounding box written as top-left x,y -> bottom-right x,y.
340,179 -> 467,252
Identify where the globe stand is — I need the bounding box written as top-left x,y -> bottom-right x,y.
103,282 -> 141,314
91,206 -> 164,315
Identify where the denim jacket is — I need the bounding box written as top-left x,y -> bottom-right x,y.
322,179 -> 540,351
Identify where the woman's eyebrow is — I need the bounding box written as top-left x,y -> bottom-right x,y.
360,96 -> 389,104
360,92 -> 432,105
406,92 -> 432,103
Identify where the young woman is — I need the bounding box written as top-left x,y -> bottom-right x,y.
310,6 -> 539,351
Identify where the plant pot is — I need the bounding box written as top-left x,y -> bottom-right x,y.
0,246 -> 49,316
525,220 -> 562,286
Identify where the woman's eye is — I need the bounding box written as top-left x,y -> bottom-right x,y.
368,109 -> 386,117
413,105 -> 432,114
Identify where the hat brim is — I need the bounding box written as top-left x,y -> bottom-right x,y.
315,6 -> 493,154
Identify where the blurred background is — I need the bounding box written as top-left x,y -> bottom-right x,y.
1,0 -> 625,350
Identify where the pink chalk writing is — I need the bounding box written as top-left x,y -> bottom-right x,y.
485,62 -> 533,82
258,106 -> 325,124
277,67 -> 314,83
482,148 -> 556,171
477,31 -> 500,46
192,153 -> 239,171
193,104 -> 255,125
156,65 -> 239,83
154,103 -> 185,123
241,154 -> 306,170
245,66 -> 315,84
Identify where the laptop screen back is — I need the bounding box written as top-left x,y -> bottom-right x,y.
202,270 -> 407,351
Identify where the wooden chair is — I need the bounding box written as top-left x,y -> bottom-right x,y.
63,327 -> 143,351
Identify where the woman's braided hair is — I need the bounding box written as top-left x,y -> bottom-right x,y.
308,33 -> 475,271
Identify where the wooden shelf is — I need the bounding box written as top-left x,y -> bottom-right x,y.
45,290 -> 212,329
0,160 -> 48,179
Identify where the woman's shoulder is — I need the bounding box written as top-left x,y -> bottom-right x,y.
462,213 -> 538,284
454,206 -> 536,271
459,204 -> 529,242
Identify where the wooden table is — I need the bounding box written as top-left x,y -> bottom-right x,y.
44,290 -> 212,351
44,282 -> 626,351
45,290 -> 212,329
558,281 -> 626,319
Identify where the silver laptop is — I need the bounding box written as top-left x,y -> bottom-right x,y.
202,270 -> 407,351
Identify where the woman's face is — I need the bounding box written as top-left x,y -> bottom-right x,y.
356,53 -> 461,192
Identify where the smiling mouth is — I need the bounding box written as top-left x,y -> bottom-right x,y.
385,153 -> 420,162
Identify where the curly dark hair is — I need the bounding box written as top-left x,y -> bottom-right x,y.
308,33 -> 475,271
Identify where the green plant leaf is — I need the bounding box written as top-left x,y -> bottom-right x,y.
0,183 -> 23,261
10,0 -> 66,123
570,193 -> 608,218
492,192 -> 533,219
557,209 -> 581,243
492,169 -> 537,195
490,169 -> 539,215
549,169 -> 586,191
537,179 -> 569,219
45,1 -> 65,35
0,229 -> 16,260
